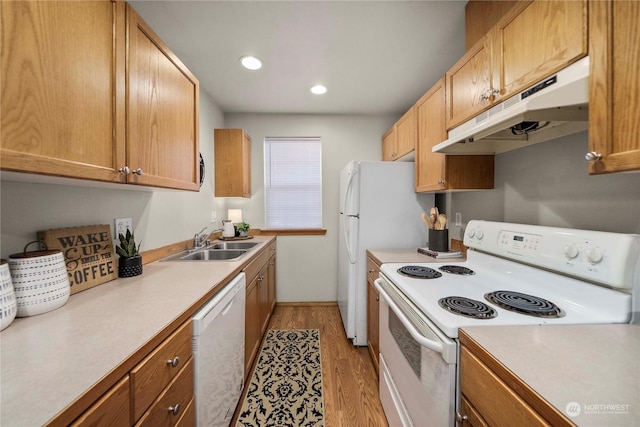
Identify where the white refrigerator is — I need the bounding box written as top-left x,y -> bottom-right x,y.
338,160 -> 434,346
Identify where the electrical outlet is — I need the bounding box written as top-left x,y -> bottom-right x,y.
115,218 -> 133,237
210,211 -> 217,223
455,212 -> 462,227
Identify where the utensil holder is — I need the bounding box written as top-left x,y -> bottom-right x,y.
8,241 -> 70,317
0,260 -> 17,330
428,229 -> 449,252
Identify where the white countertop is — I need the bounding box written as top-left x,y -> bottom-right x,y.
367,247 -> 465,265
0,236 -> 273,426
461,324 -> 640,426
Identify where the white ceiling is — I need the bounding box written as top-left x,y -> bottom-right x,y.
129,1 -> 467,115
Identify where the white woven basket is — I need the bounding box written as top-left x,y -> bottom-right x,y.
8,242 -> 70,317
0,261 -> 17,330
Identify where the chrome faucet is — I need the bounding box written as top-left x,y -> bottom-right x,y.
193,227 -> 210,250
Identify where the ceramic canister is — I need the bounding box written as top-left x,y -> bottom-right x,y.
8,242 -> 70,317
0,260 -> 17,330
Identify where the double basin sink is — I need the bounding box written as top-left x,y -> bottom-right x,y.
161,241 -> 259,262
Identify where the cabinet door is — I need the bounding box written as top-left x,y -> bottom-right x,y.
1,1 -> 126,182
366,256 -> 380,374
258,265 -> 270,334
127,5 -> 200,191
460,396 -> 490,427
244,276 -> 261,378
446,34 -> 493,130
416,78 -> 447,192
381,127 -> 396,161
395,107 -> 416,159
493,0 -> 587,101
268,254 -> 276,313
214,129 -> 251,197
588,0 -> 640,174
416,78 -> 494,192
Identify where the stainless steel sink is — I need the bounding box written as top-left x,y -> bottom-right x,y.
180,249 -> 247,261
210,242 -> 258,250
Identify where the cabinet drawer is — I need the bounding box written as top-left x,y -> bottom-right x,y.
243,246 -> 270,284
460,346 -> 550,427
71,376 -> 130,427
135,358 -> 194,427
131,320 -> 193,422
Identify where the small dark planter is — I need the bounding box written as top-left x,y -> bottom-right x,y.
118,255 -> 143,278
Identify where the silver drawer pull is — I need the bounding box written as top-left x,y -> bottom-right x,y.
168,404 -> 180,415
166,356 -> 180,368
132,168 -> 144,176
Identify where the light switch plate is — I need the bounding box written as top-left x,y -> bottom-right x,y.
455,212 -> 462,226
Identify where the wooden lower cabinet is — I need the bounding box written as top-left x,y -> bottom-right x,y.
459,331 -> 572,427
366,253 -> 381,374
243,240 -> 278,378
71,376 -> 130,427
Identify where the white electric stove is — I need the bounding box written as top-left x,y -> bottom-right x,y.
375,220 -> 640,427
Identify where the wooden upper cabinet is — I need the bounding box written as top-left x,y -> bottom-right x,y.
447,0 -> 587,131
492,0 -> 587,101
214,129 -> 251,197
395,107 -> 416,159
445,34 -> 493,130
381,108 -> 416,161
588,0 -> 640,174
416,77 -> 494,192
381,127 -> 396,161
126,5 -> 200,191
465,1 -> 518,50
1,0 -> 126,182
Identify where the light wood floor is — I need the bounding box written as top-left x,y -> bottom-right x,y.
234,304 -> 389,427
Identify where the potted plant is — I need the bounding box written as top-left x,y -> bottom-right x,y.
236,221 -> 250,237
115,229 -> 142,277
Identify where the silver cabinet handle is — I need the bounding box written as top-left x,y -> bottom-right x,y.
168,404 -> 180,415
132,168 -> 143,176
166,356 -> 180,368
438,179 -> 445,185
455,412 -> 468,424
119,166 -> 131,175
585,151 -> 602,161
376,295 -> 379,302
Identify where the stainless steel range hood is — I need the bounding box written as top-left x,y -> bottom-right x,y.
433,56 -> 589,155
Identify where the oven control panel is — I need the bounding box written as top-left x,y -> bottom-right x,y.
464,220 -> 640,290
497,230 -> 542,255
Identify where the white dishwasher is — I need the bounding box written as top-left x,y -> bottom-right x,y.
192,272 -> 245,427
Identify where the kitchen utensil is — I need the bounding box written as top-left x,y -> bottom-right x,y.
437,214 -> 447,230
421,212 -> 432,229
8,241 -> 70,317
0,260 -> 17,330
429,207 -> 439,229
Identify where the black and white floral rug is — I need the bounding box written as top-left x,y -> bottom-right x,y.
236,329 -> 325,427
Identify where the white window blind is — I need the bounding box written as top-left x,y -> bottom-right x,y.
264,137 -> 322,229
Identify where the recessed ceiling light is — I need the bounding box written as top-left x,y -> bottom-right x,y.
239,56 -> 262,70
310,85 -> 327,95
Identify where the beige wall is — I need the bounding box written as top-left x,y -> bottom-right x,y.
1,91 -> 225,258
446,131 -> 640,240
224,113 -> 395,302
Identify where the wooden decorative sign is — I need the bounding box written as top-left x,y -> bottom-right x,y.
37,225 -> 117,294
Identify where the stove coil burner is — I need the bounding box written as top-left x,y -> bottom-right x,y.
438,296 -> 497,319
485,290 -> 564,318
397,265 -> 442,279
439,265 -> 475,276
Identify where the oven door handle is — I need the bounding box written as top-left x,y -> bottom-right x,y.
375,278 -> 444,355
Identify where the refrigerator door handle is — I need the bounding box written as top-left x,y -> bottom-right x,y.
343,168 -> 359,264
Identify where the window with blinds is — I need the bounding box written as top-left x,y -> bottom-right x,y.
263,137 -> 322,229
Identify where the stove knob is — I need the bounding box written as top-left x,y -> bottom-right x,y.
476,230 -> 484,240
467,229 -> 476,238
586,247 -> 604,264
564,244 -> 579,259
